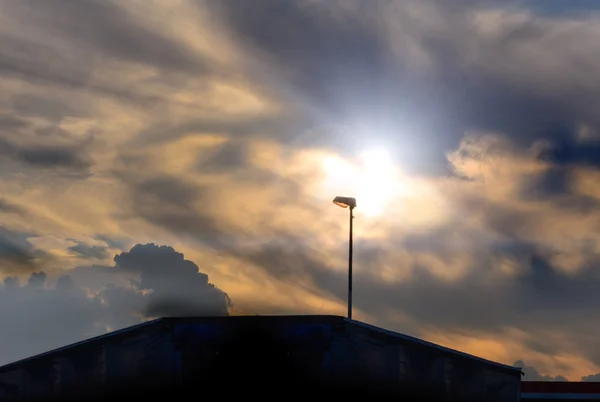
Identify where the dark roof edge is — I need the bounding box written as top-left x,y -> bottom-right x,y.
345,319 -> 522,374
0,315 -> 521,376
0,318 -> 164,372
0,315 -> 344,372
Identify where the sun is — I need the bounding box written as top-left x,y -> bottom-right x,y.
321,148 -> 402,217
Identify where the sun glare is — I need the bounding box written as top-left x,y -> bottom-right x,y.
321,148 -> 402,217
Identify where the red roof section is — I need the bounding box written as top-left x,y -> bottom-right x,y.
522,381 -> 600,394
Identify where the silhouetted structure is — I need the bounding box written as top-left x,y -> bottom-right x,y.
0,315 -> 522,401
522,381 -> 600,401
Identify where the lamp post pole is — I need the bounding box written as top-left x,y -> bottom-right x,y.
348,205 -> 354,320
332,196 -> 357,321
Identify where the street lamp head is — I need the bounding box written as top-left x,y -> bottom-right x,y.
333,196 -> 357,209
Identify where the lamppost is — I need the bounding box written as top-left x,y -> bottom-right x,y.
332,196 -> 357,320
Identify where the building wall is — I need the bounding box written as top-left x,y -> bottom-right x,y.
0,321 -> 180,400
332,321 -> 522,401
0,316 -> 522,401
522,381 -> 600,401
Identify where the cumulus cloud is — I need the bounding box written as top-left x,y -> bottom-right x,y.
0,272 -> 104,364
0,243 -> 230,365
582,373 -> 600,382
112,244 -> 231,317
514,360 -> 568,382
514,360 -> 600,382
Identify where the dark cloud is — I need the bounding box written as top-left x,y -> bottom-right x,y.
0,30 -> 159,109
0,116 -> 28,132
210,0 -> 390,113
2,277 -> 18,289
519,166 -> 571,200
0,31 -> 174,107
1,0 -> 205,74
55,274 -> 74,291
128,113 -> 311,150
0,110 -> 90,174
351,250 -> 600,357
582,373 -> 600,382
516,165 -> 600,213
0,1 -> 223,111
113,243 -> 231,317
67,242 -> 109,260
10,94 -> 84,122
0,227 -> 40,273
0,31 -> 91,89
94,235 -> 130,251
0,243 -> 231,365
118,174 -> 228,249
0,137 -> 92,172
121,167 -> 311,259
514,360 -> 568,381
0,199 -> 24,216
15,145 -> 90,170
27,271 -> 46,288
134,176 -> 200,210
198,141 -> 248,172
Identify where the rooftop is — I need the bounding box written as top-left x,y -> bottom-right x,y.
0,315 -> 522,375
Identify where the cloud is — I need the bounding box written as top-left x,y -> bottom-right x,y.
0,227 -> 42,274
0,272 -> 104,364
582,373 -> 600,382
67,241 -> 109,260
0,0 -> 207,80
514,360 -> 568,382
514,360 -> 600,382
205,0 -> 600,174
518,0 -> 600,17
0,199 -> 24,216
112,243 -> 232,317
0,244 -> 230,365
0,138 -> 92,172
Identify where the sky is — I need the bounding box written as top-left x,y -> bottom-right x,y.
1,0 -> 600,382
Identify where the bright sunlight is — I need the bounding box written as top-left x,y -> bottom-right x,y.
321,148 -> 403,217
